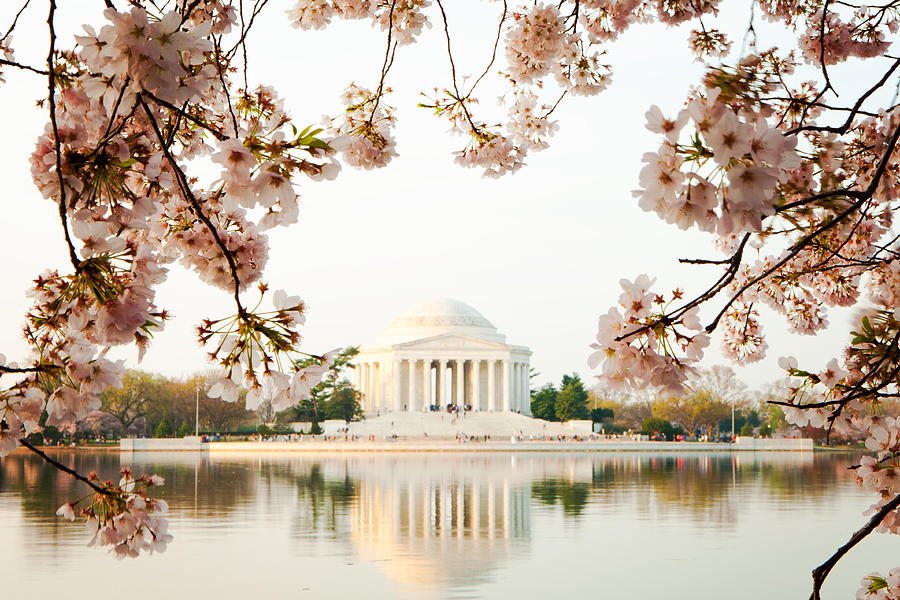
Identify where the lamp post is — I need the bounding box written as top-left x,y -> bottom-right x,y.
731,401 -> 735,442
195,379 -> 200,437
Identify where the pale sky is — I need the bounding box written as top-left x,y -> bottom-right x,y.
0,1 -> 877,393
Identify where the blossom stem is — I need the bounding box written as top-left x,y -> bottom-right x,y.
18,438 -> 113,496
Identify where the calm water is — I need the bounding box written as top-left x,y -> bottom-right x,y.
0,450 -> 894,599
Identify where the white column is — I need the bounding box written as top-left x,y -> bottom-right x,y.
472,360 -> 481,412
423,360 -> 432,411
375,362 -> 383,413
438,359 -> 447,409
407,359 -> 416,412
392,359 -> 401,412
361,363 -> 369,412
488,360 -> 496,412
455,359 -> 465,409
380,361 -> 388,413
521,362 -> 530,412
512,363 -> 519,412
502,359 -> 511,412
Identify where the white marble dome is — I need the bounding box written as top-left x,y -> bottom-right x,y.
375,298 -> 507,345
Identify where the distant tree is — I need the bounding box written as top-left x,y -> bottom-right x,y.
294,347 -> 360,425
176,422 -> 192,438
758,424 -> 773,438
653,392 -> 729,438
691,365 -> 748,406
100,370 -> 167,432
560,373 -> 583,390
257,398 -> 276,425
641,417 -> 675,441
590,407 -> 614,424
153,418 -> 172,438
556,379 -> 589,422
530,384 -> 558,422
323,380 -> 363,422
740,422 -> 754,437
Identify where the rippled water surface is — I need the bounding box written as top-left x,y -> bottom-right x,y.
0,449 -> 894,599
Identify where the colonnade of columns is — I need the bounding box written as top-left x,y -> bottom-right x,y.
354,357 -> 531,415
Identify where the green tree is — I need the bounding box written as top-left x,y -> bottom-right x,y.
590,407 -> 614,423
293,347 -> 360,425
176,421 -> 192,437
641,417 -> 675,440
323,380 -> 363,422
530,384 -> 558,421
100,370 -> 167,433
555,379 -> 589,422
740,422 -> 754,437
153,418 -> 172,438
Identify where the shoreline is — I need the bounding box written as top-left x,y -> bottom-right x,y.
10,438 -> 835,455
111,436 -> 817,453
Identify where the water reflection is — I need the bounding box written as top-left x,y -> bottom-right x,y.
0,450 -> 875,599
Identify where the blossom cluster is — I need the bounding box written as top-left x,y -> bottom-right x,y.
589,275 -> 709,395
56,469 -> 171,559
288,0 -> 431,44
325,83 -> 397,170
636,87 -> 801,235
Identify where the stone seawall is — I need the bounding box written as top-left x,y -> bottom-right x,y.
204,439 -> 814,453
120,437 -> 205,451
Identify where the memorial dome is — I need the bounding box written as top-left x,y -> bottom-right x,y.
374,298 -> 506,345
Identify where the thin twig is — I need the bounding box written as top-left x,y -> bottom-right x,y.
46,0 -> 81,272
2,0 -> 32,44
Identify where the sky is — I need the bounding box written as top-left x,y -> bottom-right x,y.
0,0 -> 880,393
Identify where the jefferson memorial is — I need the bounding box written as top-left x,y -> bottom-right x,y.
354,299 -> 532,416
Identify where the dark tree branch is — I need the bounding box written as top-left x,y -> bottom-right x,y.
810,493 -> 900,600
368,0 -> 397,128
46,0 -> 81,272
788,56 -> 900,135
138,95 -> 248,320
143,91 -> 228,141
18,437 -> 114,496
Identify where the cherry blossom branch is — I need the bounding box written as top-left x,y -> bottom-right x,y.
0,58 -> 48,76
212,38 -> 239,137
138,95 -> 249,320
2,0 -> 30,44
225,0 -> 270,62
17,437 -> 113,496
810,492 -> 900,600
367,0 -> 397,129
788,56 -> 900,134
615,233 -> 751,343
818,0 -> 837,97
0,364 -> 47,375
467,0 -> 507,95
705,121 -> 900,333
764,96 -> 881,119
143,91 -> 228,141
435,0 -> 479,133
46,0 -> 81,272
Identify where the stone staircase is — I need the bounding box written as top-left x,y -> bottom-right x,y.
345,411 -> 590,439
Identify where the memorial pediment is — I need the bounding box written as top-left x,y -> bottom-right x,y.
392,333 -> 508,351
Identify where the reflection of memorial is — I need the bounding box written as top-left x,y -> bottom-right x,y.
347,456 -> 532,595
